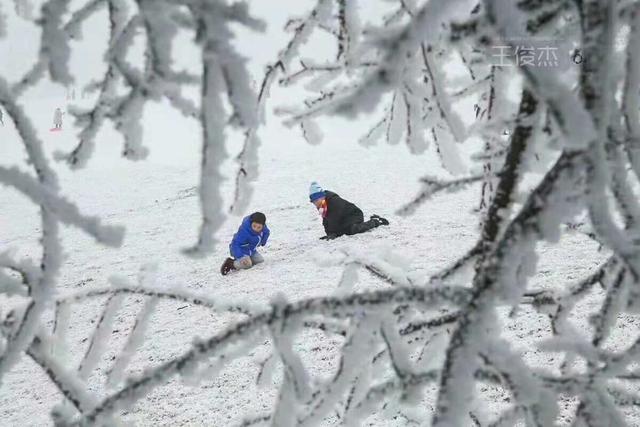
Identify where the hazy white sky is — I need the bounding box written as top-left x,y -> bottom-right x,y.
0,1 -> 392,95
0,1 -> 399,169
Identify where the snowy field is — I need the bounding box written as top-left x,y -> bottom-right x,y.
4,1 -> 640,425
2,93 -> 638,425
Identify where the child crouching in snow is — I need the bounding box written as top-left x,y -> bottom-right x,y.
221,212 -> 270,275
309,182 -> 389,240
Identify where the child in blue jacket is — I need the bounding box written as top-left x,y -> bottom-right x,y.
220,212 -> 270,275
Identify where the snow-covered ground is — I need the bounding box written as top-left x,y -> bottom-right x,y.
4,91 -> 639,425
4,0 -> 640,424
0,97 -> 467,423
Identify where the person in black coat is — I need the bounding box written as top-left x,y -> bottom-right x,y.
309,182 -> 389,240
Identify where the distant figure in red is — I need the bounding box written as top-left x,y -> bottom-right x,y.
53,108 -> 64,129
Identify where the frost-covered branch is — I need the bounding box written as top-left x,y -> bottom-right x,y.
433,149 -> 587,426
0,0 -> 266,394
183,0 -> 263,256
0,71 -> 63,383
57,284 -> 259,316
74,284 -> 472,425
229,0 -> 330,214
398,175 -> 484,216
477,89 -> 539,258
59,0 -> 132,168
0,252 -> 38,296
4,0 -> 640,424
27,333 -> 97,415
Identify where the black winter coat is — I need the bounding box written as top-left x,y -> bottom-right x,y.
323,191 -> 364,236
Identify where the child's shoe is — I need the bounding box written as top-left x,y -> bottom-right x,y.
371,214 -> 389,226
220,257 -> 236,276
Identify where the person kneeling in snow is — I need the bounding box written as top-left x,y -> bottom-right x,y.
309,182 -> 389,240
220,212 -> 270,275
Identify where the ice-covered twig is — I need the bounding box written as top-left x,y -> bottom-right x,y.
300,313 -> 381,426
328,0 -> 477,118
484,0 -> 596,151
0,252 -> 38,296
399,311 -> 460,336
345,370 -> 439,424
255,0 -> 331,109
183,333 -> 262,388
622,4 -> 640,180
136,0 -> 179,80
579,2 -> 638,274
229,0 -> 331,214
526,256 -> 616,311
350,257 -> 414,288
58,285 -> 258,316
591,268 -> 628,348
40,0 -> 73,85
427,242 -> 481,285
279,61 -> 376,87
269,294 -> 312,404
421,43 -> 466,143
480,345 -> 556,427
27,333 -> 97,415
75,284 -> 472,425
12,0 -> 108,95
380,315 -> 421,402
78,290 -> 125,379
183,3 -> 235,256
0,74 -> 62,384
66,0 -> 107,39
476,89 -> 539,259
433,149 -> 587,426
107,271 -> 158,387
236,413 -> 272,427
60,0 -> 132,168
0,268 -> 28,297
51,300 -> 71,360
301,318 -> 348,336
607,130 -> 640,231
452,73 -> 492,98
397,175 -> 484,216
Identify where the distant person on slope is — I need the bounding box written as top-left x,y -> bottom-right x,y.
309,182 -> 389,240
53,108 -> 64,129
220,212 -> 270,275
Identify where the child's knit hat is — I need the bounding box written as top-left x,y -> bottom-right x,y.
309,182 -> 326,202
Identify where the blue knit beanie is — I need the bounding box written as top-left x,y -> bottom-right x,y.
309,182 -> 326,202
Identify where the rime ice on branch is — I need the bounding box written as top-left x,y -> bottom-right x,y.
3,0 -> 640,425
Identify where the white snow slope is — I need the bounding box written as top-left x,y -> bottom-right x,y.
1,88 -> 639,427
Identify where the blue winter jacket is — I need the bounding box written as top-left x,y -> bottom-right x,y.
229,216 -> 270,259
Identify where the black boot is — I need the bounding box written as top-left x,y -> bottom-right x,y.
371,214 -> 389,226
220,257 -> 236,276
